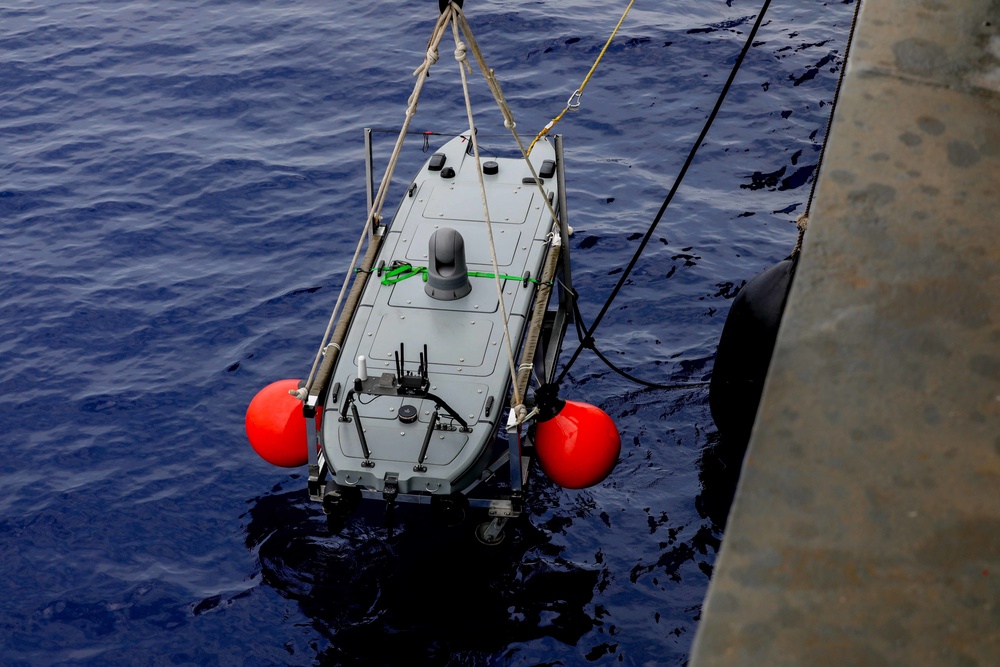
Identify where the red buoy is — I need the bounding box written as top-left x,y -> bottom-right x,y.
533,385 -> 621,489
246,379 -> 308,468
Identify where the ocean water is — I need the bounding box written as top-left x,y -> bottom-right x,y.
0,1 -> 853,664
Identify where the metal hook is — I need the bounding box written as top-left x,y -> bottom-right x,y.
566,89 -> 583,111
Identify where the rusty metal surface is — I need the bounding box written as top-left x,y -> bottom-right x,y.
691,0 -> 1000,664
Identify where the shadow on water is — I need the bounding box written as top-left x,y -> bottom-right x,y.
239,380 -> 763,663
695,430 -> 749,533
243,485 -> 601,665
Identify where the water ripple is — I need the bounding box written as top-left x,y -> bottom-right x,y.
0,0 -> 855,663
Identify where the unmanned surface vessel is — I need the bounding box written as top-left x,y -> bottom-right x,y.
247,2 -> 621,544
302,131 -> 573,541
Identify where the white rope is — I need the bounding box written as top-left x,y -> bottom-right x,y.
454,11 -> 563,243
413,47 -> 440,76
457,8 -> 568,409
450,16 -> 524,410
304,7 -> 454,392
306,3 -> 562,429
451,6 -> 570,424
454,41 -> 470,73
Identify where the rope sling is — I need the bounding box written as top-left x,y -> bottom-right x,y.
298,1 -> 568,429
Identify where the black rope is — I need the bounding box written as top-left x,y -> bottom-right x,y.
591,344 -> 711,391
802,0 -> 862,216
792,0 -> 862,259
565,295 -> 709,391
556,0 -> 773,387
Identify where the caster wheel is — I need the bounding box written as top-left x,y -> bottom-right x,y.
475,518 -> 507,546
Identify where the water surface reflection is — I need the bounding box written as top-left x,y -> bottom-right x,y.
245,487 -> 603,664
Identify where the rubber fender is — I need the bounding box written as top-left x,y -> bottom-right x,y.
709,256 -> 797,449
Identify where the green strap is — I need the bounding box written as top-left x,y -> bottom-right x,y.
381,264 -> 428,284
468,270 -> 536,282
379,264 -> 552,286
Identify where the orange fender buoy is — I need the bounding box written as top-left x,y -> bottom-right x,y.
534,384 -> 621,489
245,379 -> 308,468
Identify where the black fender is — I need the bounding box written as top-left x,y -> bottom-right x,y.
709,255 -> 798,450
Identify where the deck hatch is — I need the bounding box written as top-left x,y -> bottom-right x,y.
387,269 -> 502,312
404,223 -> 522,268
424,184 -> 535,224
367,312 -> 495,369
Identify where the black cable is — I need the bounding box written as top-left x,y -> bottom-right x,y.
564,293 -> 709,391
590,344 -> 711,391
803,0 -> 862,215
556,0 -> 773,386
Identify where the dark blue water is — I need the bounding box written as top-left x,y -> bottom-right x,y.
0,1 -> 852,664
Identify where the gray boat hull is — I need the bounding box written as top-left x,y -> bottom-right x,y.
309,133 -> 571,516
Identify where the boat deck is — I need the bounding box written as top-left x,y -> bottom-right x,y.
321,134 -> 561,496
691,0 -> 1000,664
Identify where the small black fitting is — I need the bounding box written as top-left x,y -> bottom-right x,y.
533,383 -> 566,422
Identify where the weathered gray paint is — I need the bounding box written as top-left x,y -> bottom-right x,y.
691,0 -> 1000,664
